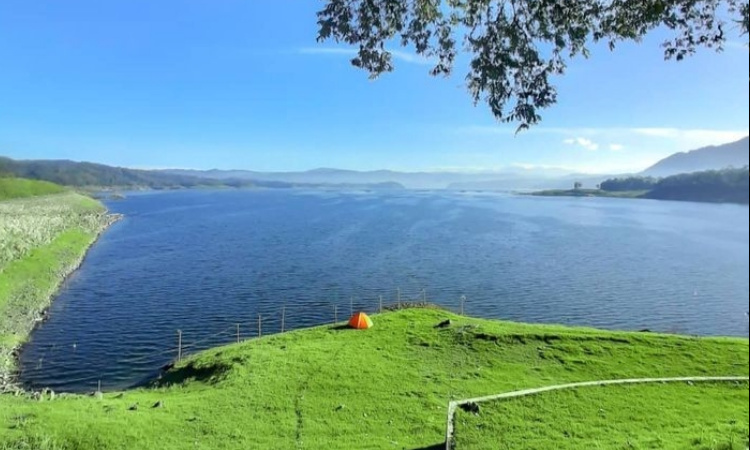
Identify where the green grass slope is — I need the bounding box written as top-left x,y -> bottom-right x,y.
0,178 -> 65,201
1,192 -> 113,382
1,308 -> 747,449
453,382 -> 749,450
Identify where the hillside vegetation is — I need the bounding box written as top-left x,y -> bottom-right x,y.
0,157 -> 406,190
605,168 -> 749,204
1,308 -> 747,449
0,190 -> 114,383
533,168 -> 749,204
0,178 -> 66,201
644,168 -> 749,204
643,137 -> 749,177
0,157 -> 236,190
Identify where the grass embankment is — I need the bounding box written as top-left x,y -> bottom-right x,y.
0,179 -> 65,201
453,382 -> 749,449
1,308 -> 747,449
529,189 -> 647,199
1,184 -> 115,386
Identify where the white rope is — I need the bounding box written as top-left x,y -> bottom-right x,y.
444,376 -> 750,450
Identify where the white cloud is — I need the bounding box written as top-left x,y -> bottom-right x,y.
563,137 -> 599,151
298,47 -> 433,65
448,125 -> 748,174
389,50 -> 433,65
458,125 -> 748,147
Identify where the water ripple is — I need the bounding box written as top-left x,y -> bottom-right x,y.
18,190 -> 750,392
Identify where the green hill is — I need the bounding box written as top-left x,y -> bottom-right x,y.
643,137 -> 749,177
0,156 -> 404,190
0,178 -> 66,201
532,168 -> 750,204
0,156 -> 232,189
1,308 -> 747,449
644,168 -> 750,204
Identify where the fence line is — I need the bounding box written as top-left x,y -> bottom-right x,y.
19,290 -> 471,391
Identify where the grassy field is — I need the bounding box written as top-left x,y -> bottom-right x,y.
528,189 -> 648,199
1,186 -> 114,383
0,192 -> 107,269
452,381 -> 749,450
0,179 -> 65,202
1,308 -> 747,449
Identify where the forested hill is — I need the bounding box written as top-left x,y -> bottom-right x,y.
0,156 -> 234,189
643,168 -> 749,204
0,157 -> 406,190
642,137 -> 749,177
602,168 -> 749,204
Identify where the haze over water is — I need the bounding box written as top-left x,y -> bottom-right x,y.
20,190 -> 750,392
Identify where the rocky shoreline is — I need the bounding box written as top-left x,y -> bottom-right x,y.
0,212 -> 123,394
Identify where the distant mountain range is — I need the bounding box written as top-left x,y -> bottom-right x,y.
159,167 -> 596,190
3,136 -> 747,191
642,137 -> 749,177
0,157 -> 404,190
0,156 -> 645,192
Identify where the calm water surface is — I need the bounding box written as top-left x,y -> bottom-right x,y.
19,190 -> 750,392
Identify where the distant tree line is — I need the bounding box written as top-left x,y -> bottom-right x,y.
645,167 -> 749,204
600,168 -> 749,204
600,177 -> 659,192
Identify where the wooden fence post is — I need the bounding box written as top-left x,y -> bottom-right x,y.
258,314 -> 262,338
177,330 -> 183,362
281,306 -> 286,333
460,295 -> 466,316
236,324 -> 240,344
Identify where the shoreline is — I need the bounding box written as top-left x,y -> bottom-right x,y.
527,188 -> 750,205
1,308 -> 745,448
526,189 -> 647,199
0,210 -> 122,393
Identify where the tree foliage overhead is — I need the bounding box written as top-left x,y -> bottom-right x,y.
317,0 -> 749,130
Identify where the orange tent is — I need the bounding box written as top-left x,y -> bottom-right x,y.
348,312 -> 373,330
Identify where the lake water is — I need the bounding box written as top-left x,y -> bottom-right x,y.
19,189 -> 750,392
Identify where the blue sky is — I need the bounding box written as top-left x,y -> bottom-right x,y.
1,1 -> 748,173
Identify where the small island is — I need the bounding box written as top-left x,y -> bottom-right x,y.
531,167 -> 749,205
